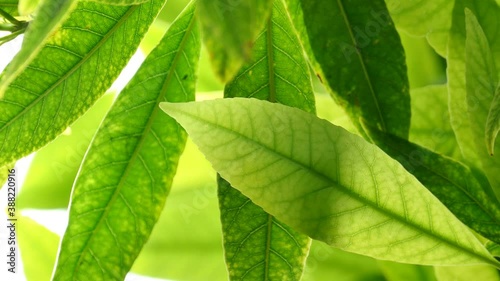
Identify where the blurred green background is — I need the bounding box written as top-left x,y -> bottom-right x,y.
14,0 -> 454,280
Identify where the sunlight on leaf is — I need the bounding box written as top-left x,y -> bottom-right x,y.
53,3 -> 200,280
435,265 -> 500,281
160,98 -> 500,267
0,0 -> 165,168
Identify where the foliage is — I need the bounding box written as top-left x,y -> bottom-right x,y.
1,0 -> 500,280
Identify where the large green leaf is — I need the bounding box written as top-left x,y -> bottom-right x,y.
160,98 -> 500,267
18,216 -> 59,281
86,0 -> 149,5
486,84 -> 500,155
0,0 -> 78,96
287,0 -> 410,139
0,0 -> 165,168
385,0 -> 454,57
378,261 -> 436,281
17,93 -> 114,209
218,1 -> 313,279
364,125 -> 500,244
53,4 -> 200,280
409,85 -> 462,160
435,265 -> 500,281
196,0 -> 273,82
448,0 -> 500,195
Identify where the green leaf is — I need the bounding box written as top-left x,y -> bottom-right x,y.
486,241 -> 500,257
53,3 -> 200,280
364,125 -> 500,244
448,0 -> 500,195
160,98 -> 499,267
0,0 -> 78,96
196,0 -> 273,82
385,0 -> 454,57
486,82 -> 500,155
409,85 -> 462,160
18,215 -> 59,281
435,265 -> 500,281
287,0 -> 410,139
378,261 -> 436,281
0,0 -> 165,168
0,0 -> 19,15
17,93 -> 114,209
18,0 -> 40,16
85,0 -> 149,5
0,162 -> 14,188
218,1 -> 314,279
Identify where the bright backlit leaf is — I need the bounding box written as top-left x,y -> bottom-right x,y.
86,0 -> 149,5
435,265 -> 500,281
0,0 -> 165,167
0,0 -> 78,96
160,98 -> 499,267
53,4 -> 200,280
196,0 -> 273,82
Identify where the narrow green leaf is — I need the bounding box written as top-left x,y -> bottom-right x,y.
218,1 -> 313,279
0,0 -> 165,167
0,0 -> 78,96
384,0 -> 454,57
288,0 -> 410,139
18,216 -> 59,281
85,0 -> 149,5
364,125 -> 500,244
17,94 -> 114,209
196,0 -> 273,82
160,98 -> 500,267
378,260 -> 436,281
486,83 -> 500,155
409,85 -> 462,160
435,265 -> 500,281
448,0 -> 500,196
53,3 -> 200,281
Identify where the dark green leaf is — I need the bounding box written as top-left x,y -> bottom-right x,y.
0,0 -> 78,95
378,261 -> 436,281
0,0 -> 165,167
53,3 -> 200,280
161,98 -> 499,267
364,124 -> 500,244
286,0 -> 410,139
196,0 -> 273,82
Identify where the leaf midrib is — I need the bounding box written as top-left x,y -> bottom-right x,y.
70,11 -> 197,278
335,0 -> 387,132
0,6 -> 137,132
172,106 -> 498,267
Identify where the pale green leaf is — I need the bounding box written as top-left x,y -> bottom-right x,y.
385,0 -> 454,57
364,125 -> 500,244
160,98 -> 500,267
448,0 -> 500,196
53,4 -> 200,281
0,0 -> 165,168
409,85 -> 462,160
486,84 -> 500,155
0,0 -> 78,96
196,0 -> 273,82
219,1 -> 313,279
435,265 -> 500,281
18,216 -> 59,281
18,0 -> 40,16
17,93 -> 114,209
286,0 -> 410,139
378,260 -> 436,281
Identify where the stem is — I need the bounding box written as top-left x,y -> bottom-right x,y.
0,28 -> 25,46
0,8 -> 21,25
0,22 -> 17,32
